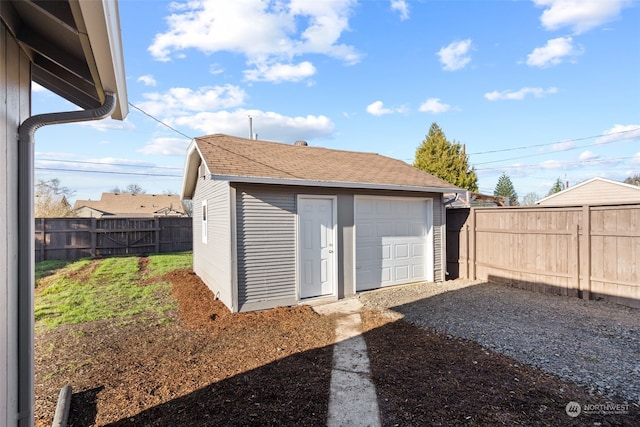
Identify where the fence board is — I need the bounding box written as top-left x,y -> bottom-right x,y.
446,204 -> 640,309
35,217 -> 192,261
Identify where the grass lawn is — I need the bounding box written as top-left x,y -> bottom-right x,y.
35,252 -> 192,329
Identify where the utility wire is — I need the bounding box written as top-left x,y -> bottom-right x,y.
128,101 -> 194,140
36,158 -> 183,170
35,167 -> 181,178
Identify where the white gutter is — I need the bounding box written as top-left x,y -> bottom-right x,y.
16,92 -> 117,427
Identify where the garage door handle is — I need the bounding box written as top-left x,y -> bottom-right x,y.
328,250 -> 334,253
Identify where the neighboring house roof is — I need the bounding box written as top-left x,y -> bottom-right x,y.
445,191 -> 506,208
73,193 -> 186,217
536,177 -> 640,206
3,0 -> 128,119
182,134 -> 461,198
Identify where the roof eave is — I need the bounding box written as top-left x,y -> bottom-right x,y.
76,0 -> 128,120
210,174 -> 462,194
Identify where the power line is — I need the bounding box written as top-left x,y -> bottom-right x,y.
36,158 -> 183,170
475,155 -> 638,172
35,167 -> 181,178
127,102 -> 194,140
467,128 -> 638,156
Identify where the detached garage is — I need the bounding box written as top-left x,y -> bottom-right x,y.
181,134 -> 461,312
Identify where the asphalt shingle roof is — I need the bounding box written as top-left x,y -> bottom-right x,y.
73,193 -> 185,216
195,134 -> 458,191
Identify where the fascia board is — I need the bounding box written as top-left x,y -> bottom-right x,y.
210,174 -> 461,194
76,0 -> 128,120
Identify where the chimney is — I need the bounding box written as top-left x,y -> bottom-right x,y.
294,140 -> 308,146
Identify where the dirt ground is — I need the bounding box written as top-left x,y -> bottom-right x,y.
35,269 -> 639,426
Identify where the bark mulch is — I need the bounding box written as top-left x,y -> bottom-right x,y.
34,269 -> 639,426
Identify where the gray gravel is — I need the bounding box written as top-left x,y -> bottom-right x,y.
359,280 -> 640,404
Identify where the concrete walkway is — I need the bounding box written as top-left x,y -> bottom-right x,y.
313,299 -> 381,427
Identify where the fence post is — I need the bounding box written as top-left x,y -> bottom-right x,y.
582,205 -> 591,300
155,217 -> 160,253
40,218 -> 46,261
574,224 -> 580,297
469,208 -> 476,280
90,217 -> 97,257
464,224 -> 470,279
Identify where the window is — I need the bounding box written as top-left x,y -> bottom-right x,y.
201,200 -> 208,244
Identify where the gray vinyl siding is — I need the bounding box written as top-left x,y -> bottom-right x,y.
192,177 -> 233,310
1,23 -> 31,427
235,187 -> 298,312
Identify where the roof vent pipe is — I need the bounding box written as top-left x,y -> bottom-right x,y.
16,92 -> 117,427
294,140 -> 308,146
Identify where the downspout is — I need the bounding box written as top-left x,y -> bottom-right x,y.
16,92 -> 117,427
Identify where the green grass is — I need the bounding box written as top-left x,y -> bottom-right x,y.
35,252 -> 192,329
35,259 -> 74,281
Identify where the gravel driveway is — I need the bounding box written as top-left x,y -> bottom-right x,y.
359,280 -> 640,404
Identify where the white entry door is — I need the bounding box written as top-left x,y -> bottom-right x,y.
298,196 -> 336,299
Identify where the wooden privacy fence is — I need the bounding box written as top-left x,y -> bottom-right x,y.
35,217 -> 193,262
447,204 -> 640,308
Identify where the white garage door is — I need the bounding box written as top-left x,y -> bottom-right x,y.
355,196 -> 433,291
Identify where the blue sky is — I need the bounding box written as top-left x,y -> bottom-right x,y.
33,0 -> 640,202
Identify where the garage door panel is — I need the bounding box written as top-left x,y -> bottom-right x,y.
395,243 -> 409,259
356,197 -> 433,291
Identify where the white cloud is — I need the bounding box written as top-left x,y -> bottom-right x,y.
173,109 -> 335,142
579,150 -> 599,161
419,98 -> 451,114
209,64 -> 224,75
244,61 -> 316,83
148,0 -> 360,82
484,86 -> 558,101
366,101 -> 392,116
137,75 -> 157,86
550,140 -> 575,151
138,137 -> 191,156
391,0 -> 410,20
526,37 -> 583,68
533,0 -> 630,34
138,85 -> 247,117
366,101 -> 407,116
540,159 -> 565,169
76,118 -> 136,132
595,124 -> 640,145
32,82 -> 47,93
437,39 -> 472,71
631,152 -> 640,165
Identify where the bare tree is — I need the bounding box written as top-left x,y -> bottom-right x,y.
35,179 -> 76,217
521,192 -> 540,206
110,184 -> 146,195
624,173 -> 640,186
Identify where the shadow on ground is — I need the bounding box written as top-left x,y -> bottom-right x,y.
98,345 -> 333,427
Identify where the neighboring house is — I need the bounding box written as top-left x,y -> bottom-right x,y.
1,1 -> 127,425
182,134 -> 462,313
537,177 -> 640,206
74,193 -> 187,217
445,191 -> 506,208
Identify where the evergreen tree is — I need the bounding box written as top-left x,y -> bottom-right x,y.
546,177 -> 564,196
493,173 -> 519,206
413,122 -> 478,191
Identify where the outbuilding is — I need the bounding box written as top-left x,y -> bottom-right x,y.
181,134 -> 461,312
